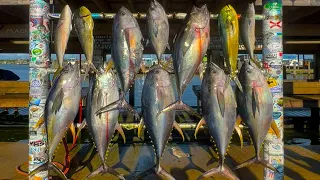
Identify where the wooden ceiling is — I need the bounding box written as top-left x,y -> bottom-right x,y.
0,0 -> 320,53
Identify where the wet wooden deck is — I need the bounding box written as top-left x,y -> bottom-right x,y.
9,142 -> 320,180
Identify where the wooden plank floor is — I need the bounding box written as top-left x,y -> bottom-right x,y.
13,142 -> 320,180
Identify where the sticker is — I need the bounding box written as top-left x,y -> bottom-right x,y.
264,2 -> 282,10
271,86 -> 282,93
30,97 -> 41,106
273,111 -> 282,120
269,21 -> 282,29
30,140 -> 45,147
267,77 -> 278,88
31,79 -> 42,87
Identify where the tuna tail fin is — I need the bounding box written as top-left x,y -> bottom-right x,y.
159,61 -> 174,73
53,66 -> 63,80
270,120 -> 281,139
70,119 -> 87,150
173,120 -> 185,142
70,123 -> 76,148
83,62 -> 100,81
234,116 -> 243,149
87,164 -> 125,180
234,156 -> 279,173
231,76 -> 243,93
95,98 -> 140,121
156,100 -> 201,119
137,117 -> 144,139
136,164 -> 175,180
197,164 -> 239,180
29,162 -> 68,180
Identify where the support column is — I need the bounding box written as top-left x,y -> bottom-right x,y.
262,0 -> 284,179
29,0 -> 50,179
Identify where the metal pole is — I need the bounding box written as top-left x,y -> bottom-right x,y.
262,0 -> 284,180
48,13 -> 265,20
29,0 -> 50,179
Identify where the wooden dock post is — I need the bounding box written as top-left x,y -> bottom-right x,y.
28,0 -> 50,179
262,0 -> 284,179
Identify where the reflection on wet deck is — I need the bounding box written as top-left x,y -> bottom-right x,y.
13,142 -> 320,180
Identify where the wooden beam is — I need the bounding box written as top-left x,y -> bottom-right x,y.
0,7 -> 28,22
93,0 -> 111,12
286,7 -> 320,23
256,0 -> 320,6
0,0 -> 29,5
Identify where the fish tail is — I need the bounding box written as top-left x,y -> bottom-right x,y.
87,164 -> 125,180
83,63 -> 100,81
232,76 -> 243,93
136,163 -> 175,180
156,100 -> 201,119
70,120 -> 87,150
29,162 -> 68,180
53,66 -> 63,81
197,164 -> 239,180
234,156 -> 279,173
95,98 -> 140,121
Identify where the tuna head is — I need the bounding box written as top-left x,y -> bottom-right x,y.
146,67 -> 171,88
114,6 -> 137,29
239,61 -> 266,88
189,4 -> 210,29
58,62 -> 81,89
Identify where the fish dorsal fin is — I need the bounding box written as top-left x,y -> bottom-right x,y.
52,89 -> 64,114
217,89 -> 225,118
252,86 -> 260,119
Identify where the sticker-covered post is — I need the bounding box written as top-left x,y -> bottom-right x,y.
262,0 -> 284,180
29,0 -> 50,179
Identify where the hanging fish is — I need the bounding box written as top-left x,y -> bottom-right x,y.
194,62 -> 240,180
85,66 -> 126,179
95,7 -> 143,118
158,5 -> 210,118
30,62 -> 81,180
73,6 -> 99,79
147,0 -> 170,64
137,66 -> 184,180
235,61 -> 279,172
53,5 -> 72,80
240,3 -> 263,70
219,5 -> 243,92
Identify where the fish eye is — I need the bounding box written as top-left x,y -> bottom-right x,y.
121,12 -> 125,16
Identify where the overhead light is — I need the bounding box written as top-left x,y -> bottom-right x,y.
285,40 -> 320,44
10,40 -> 29,45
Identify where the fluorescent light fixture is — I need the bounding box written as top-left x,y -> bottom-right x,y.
10,40 -> 29,45
285,40 -> 320,44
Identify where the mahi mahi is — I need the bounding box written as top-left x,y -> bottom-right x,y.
73,6 -> 99,79
95,7 -> 143,118
194,62 -> 239,180
137,66 -> 184,180
85,66 -> 126,179
30,62 -> 81,180
158,5 -> 210,118
147,0 -> 170,64
219,5 -> 243,92
53,5 -> 72,80
235,61 -> 278,172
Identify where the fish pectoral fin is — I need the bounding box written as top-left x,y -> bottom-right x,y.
270,120 -> 281,139
157,100 -> 201,119
252,87 -> 260,118
182,31 -> 196,57
217,89 -> 225,118
234,115 -> 243,149
194,118 -> 206,140
33,114 -> 44,129
52,89 -> 64,114
197,165 -> 239,180
137,117 -> 144,139
29,162 -> 49,178
96,100 -> 121,115
116,122 -> 126,144
173,121 -> 185,142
